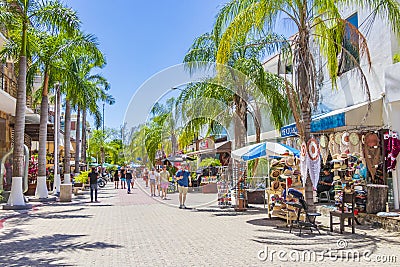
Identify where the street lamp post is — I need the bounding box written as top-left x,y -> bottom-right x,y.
101,102 -> 105,175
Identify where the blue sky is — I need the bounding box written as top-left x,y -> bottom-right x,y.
64,0 -> 229,129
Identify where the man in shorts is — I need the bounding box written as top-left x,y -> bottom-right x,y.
175,165 -> 192,209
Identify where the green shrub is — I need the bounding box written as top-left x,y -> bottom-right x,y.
394,53 -> 400,63
74,171 -> 90,184
199,158 -> 221,167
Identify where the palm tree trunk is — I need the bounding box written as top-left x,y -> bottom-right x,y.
38,70 -> 50,177
298,25 -> 314,210
12,55 -> 27,178
34,69 -> 50,198
74,106 -> 81,175
64,99 -> 71,182
81,108 -> 87,169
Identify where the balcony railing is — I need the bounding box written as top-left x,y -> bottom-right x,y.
1,65 -> 17,98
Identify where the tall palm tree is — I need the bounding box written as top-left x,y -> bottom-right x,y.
214,0 -> 400,206
1,0 -> 79,178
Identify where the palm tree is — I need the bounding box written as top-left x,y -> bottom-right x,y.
1,0 -> 79,179
182,31 -> 290,151
214,0 -> 400,206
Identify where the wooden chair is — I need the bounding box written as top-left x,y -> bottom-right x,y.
330,191 -> 356,234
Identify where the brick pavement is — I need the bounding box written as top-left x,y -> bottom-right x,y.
0,182 -> 399,266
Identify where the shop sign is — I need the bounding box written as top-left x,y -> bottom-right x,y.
281,124 -> 298,138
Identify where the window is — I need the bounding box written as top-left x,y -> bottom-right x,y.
0,118 -> 5,146
338,13 -> 359,74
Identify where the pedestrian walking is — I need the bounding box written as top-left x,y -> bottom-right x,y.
159,165 -> 170,200
149,168 -> 159,196
175,164 -> 192,209
88,167 -> 99,202
156,168 -> 162,197
126,168 -> 133,194
114,170 -> 120,189
143,168 -> 149,187
120,168 -> 126,189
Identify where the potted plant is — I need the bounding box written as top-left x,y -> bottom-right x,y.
73,171 -> 89,188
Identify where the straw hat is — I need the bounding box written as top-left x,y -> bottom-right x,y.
285,157 -> 295,167
332,162 -> 341,170
270,169 -> 281,179
340,164 -> 347,171
272,180 -> 281,190
270,159 -> 279,166
333,175 -> 341,181
280,169 -> 293,178
340,153 -> 348,160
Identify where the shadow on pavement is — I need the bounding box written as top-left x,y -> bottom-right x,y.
0,233 -> 121,266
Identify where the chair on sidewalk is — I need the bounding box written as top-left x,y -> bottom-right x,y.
318,191 -> 330,202
288,199 -> 321,236
330,191 -> 356,234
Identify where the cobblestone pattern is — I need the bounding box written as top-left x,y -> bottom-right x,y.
0,180 -> 398,266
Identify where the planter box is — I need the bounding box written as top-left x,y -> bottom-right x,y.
247,190 -> 265,204
25,184 -> 36,196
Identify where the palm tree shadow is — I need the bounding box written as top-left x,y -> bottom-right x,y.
0,232 -> 122,266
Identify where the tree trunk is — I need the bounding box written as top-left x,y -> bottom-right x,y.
252,104 -> 262,176
81,108 -> 87,169
74,106 -> 81,174
55,89 -> 61,175
38,70 -> 50,177
64,100 -> 71,175
298,24 -> 315,210
12,55 -> 27,178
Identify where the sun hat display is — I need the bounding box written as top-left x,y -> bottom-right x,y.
335,132 -> 342,145
349,132 -> 360,146
307,138 -> 320,161
342,132 -> 350,146
320,135 -> 328,148
270,169 -> 281,179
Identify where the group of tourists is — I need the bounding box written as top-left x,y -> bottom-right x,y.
87,164 -> 193,209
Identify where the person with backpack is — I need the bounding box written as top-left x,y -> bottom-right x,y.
88,167 -> 99,202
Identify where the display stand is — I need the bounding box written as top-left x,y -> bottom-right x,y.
235,179 -> 246,211
217,181 -> 231,207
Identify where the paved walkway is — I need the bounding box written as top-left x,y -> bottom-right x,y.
0,181 -> 399,266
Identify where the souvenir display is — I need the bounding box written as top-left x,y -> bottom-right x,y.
364,132 -> 381,178
300,142 -> 307,161
217,181 -> 231,207
307,138 -> 320,161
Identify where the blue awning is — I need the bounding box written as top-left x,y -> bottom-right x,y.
280,99 -> 383,137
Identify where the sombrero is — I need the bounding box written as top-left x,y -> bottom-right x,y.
307,138 -> 319,161
349,132 -> 359,146
270,169 -> 281,179
320,135 -> 328,148
342,132 -> 350,146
